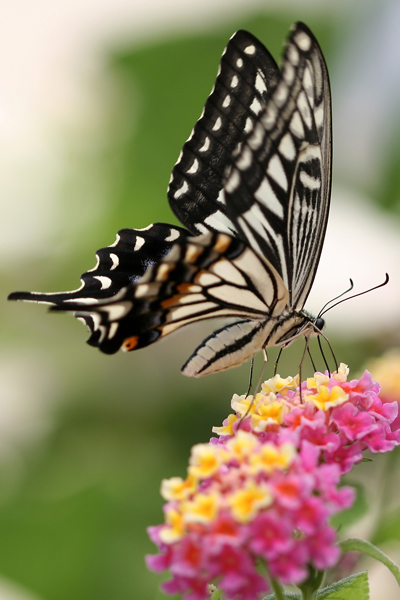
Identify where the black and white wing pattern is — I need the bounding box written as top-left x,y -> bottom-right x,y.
8,23 -> 332,378
223,24 -> 331,311
168,29 -> 279,236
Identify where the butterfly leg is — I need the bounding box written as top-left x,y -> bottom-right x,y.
238,350 -> 268,430
307,345 -> 317,372
245,357 -> 255,398
253,349 -> 268,395
317,330 -> 339,373
318,336 -> 330,374
274,346 -> 283,375
299,337 -> 311,401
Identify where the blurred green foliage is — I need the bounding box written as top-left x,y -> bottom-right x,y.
4,9 -> 400,600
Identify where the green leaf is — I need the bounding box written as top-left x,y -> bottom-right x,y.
340,538 -> 400,587
263,593 -> 301,599
316,571 -> 369,599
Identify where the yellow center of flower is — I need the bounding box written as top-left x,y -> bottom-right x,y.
306,384 -> 348,411
250,394 -> 285,431
183,492 -> 219,524
161,473 -> 197,501
189,443 -> 226,478
160,508 -> 185,543
249,442 -> 296,474
228,482 -> 273,523
225,430 -> 258,459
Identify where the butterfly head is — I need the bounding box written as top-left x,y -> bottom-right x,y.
313,316 -> 325,334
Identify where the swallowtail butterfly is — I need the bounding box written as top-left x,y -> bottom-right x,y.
9,22 -> 332,378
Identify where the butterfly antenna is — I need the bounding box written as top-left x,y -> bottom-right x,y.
319,273 -> 389,318
317,279 -> 354,318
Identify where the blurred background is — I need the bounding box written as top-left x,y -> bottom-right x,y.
3,0 -> 400,598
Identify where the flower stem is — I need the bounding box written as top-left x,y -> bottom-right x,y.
298,568 -> 325,600
270,577 -> 286,600
300,588 -> 317,600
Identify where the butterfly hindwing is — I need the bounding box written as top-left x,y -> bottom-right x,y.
8,223 -> 189,305
49,232 -> 289,356
168,30 -> 279,237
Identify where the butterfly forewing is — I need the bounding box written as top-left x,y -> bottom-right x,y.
168,30 -> 279,237
224,23 -> 331,309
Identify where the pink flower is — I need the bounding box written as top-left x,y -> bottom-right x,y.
305,526 -> 341,570
249,511 -> 294,558
331,402 -> 375,442
268,544 -> 309,584
147,364 -> 398,600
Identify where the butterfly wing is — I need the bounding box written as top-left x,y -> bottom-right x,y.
8,223 -> 189,305
168,30 -> 279,237
47,233 -> 288,365
223,22 -> 332,309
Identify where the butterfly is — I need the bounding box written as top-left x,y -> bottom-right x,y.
8,22 -> 332,378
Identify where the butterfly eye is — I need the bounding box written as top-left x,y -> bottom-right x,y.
314,317 -> 325,332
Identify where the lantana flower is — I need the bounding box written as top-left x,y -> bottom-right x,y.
147,364 -> 400,600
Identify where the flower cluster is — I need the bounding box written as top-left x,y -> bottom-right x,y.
147,364 -> 400,600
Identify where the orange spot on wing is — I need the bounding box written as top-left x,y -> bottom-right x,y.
177,283 -> 193,294
161,295 -> 182,308
185,244 -> 204,263
214,235 -> 231,254
157,263 -> 175,281
122,336 -> 139,351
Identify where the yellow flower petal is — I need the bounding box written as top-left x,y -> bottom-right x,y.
183,492 -> 219,524
212,413 -> 238,436
306,384 -> 348,411
188,443 -> 226,478
307,373 -> 330,390
161,473 -> 197,501
225,430 -> 258,460
251,395 -> 286,431
249,441 -> 296,474
261,374 -> 298,395
228,482 -> 273,523
334,363 -> 349,383
160,508 -> 185,543
231,394 -> 256,417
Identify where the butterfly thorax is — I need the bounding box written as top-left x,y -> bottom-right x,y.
261,309 -> 318,350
